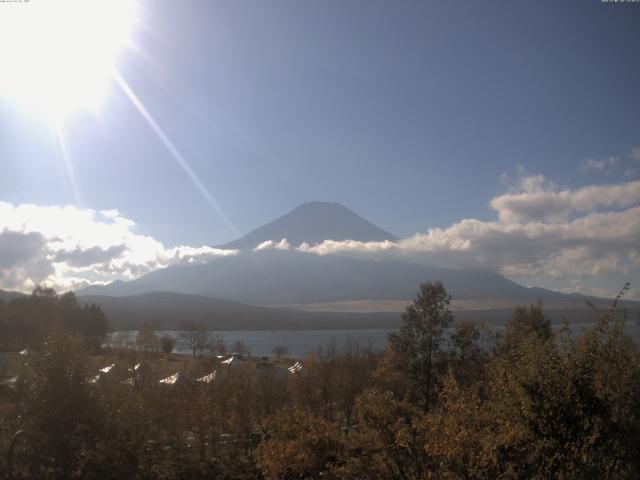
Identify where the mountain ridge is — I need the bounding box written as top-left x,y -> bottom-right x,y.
78,250 -> 637,308
216,201 -> 398,250
76,202 -> 639,318
0,290 -> 26,303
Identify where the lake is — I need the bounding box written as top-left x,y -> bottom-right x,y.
106,321 -> 640,357
107,329 -> 393,357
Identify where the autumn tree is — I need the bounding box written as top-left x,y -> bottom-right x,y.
180,321 -> 210,357
423,372 -> 497,479
159,335 -> 176,355
59,291 -> 108,342
502,301 -> 552,348
0,287 -> 108,351
333,343 -> 377,433
388,281 -> 452,411
460,299 -> 640,478
254,362 -> 290,417
272,344 -> 287,359
349,389 -> 433,479
135,323 -> 159,353
257,407 -> 345,480
231,339 -> 249,356
290,347 -> 342,422
449,320 -> 490,387
211,333 -> 228,357
20,329 -> 99,479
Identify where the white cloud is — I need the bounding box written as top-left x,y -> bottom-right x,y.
580,156 -> 619,175
100,209 -> 121,219
293,207 -> 640,279
0,202 -> 237,292
297,239 -> 396,256
254,238 -> 290,251
578,146 -> 640,177
489,175 -> 640,222
285,177 -> 640,292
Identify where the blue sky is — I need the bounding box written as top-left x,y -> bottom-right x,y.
0,0 -> 639,297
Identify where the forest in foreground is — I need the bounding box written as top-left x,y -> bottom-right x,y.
1,282 -> 639,479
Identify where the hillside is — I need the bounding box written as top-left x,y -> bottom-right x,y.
78,250 -> 638,310
0,290 -> 25,303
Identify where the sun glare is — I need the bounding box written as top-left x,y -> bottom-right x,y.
0,0 -> 136,120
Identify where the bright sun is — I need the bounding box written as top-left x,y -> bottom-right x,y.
0,0 -> 136,120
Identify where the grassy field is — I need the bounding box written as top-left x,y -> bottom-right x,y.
268,297 -> 628,314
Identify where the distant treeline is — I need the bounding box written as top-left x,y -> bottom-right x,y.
0,287 -> 108,352
0,282 -> 639,479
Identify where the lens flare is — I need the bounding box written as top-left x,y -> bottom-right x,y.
113,71 -> 240,236
0,0 -> 136,120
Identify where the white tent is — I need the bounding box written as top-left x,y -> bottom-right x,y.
124,362 -> 153,387
100,363 -> 115,373
159,371 -> 191,385
90,363 -> 117,384
288,361 -> 303,374
196,371 -> 216,383
221,354 -> 245,365
129,363 -> 141,373
1,376 -> 18,389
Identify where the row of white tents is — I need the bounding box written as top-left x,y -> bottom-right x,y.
1,354 -> 303,390
90,354 -> 303,387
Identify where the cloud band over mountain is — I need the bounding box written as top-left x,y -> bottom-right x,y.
1,174 -> 639,299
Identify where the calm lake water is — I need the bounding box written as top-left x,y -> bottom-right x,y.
107,329 -> 392,357
107,322 -> 640,358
